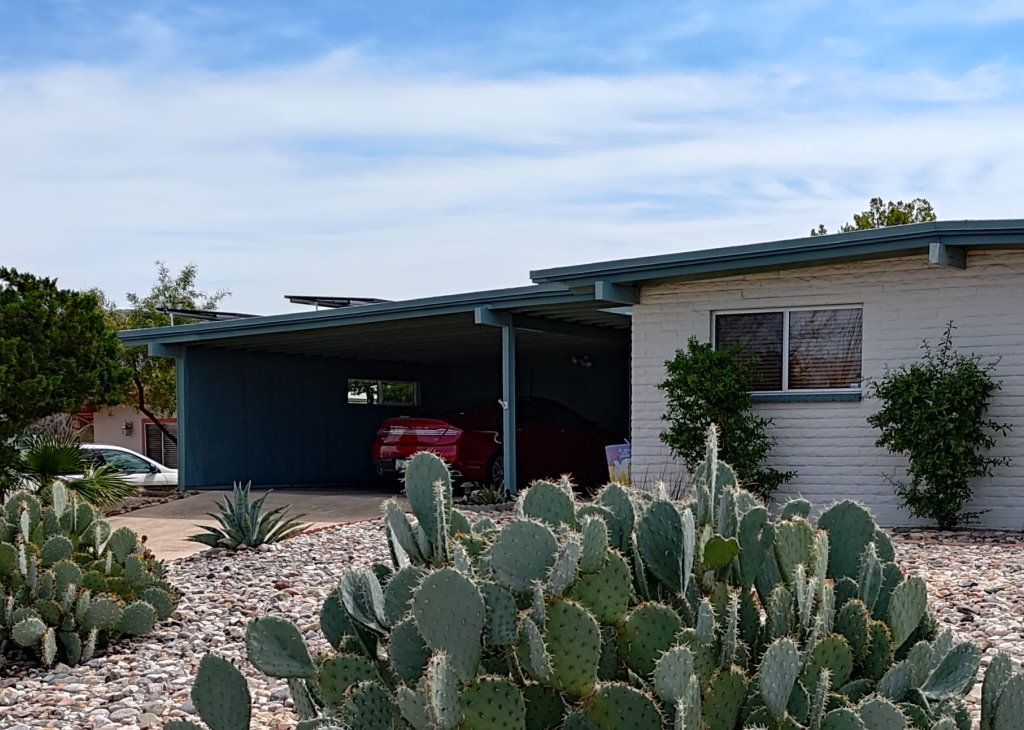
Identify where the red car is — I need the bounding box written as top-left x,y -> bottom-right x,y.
372,398 -> 622,489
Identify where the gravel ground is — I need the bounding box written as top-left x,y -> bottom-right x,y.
2,522 -> 1021,730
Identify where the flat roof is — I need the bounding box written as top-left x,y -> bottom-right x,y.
119,282 -> 622,348
530,219 -> 1024,287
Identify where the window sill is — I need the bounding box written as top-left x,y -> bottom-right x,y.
751,392 -> 863,404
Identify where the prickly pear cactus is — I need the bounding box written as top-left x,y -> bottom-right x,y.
182,429 -> 1020,730
0,484 -> 178,667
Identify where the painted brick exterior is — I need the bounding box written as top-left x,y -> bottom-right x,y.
631,248 -> 1024,528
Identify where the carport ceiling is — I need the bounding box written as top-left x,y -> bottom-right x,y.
199,309 -> 628,364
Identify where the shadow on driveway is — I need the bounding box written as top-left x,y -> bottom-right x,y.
108,487 -> 403,561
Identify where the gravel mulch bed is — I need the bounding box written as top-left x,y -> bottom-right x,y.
1,523 -> 1021,730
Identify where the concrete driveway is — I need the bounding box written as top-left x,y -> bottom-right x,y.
108,488 -> 400,561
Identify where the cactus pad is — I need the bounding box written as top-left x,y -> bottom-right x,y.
426,652 -> 462,730
703,535 -> 740,570
758,637 -> 801,721
519,615 -> 552,681
12,616 -> 46,646
773,517 -> 815,583
921,642 -> 981,699
993,672 -> 1024,730
703,667 -> 747,730
385,500 -> 425,567
802,635 -> 854,689
567,550 -> 631,625
579,516 -> 609,574
384,565 -> 426,625
982,651 -> 1012,729
523,683 -> 565,730
546,535 -> 582,596
245,615 -> 316,678
521,481 -> 576,528
489,519 -> 557,592
618,603 -> 683,677
818,501 -> 876,582
480,581 -> 518,646
653,645 -> 693,704
341,680 -> 391,730
117,600 -> 156,635
636,499 -> 686,594
39,534 -> 73,567
192,654 -> 251,730
83,596 -> 122,631
821,707 -> 868,730
887,577 -> 927,650
106,525 -> 138,561
317,653 -> 379,706
388,616 -> 431,684
141,586 -> 176,621
856,697 -> 908,730
412,567 -> 485,681
460,676 -> 527,730
543,599 -> 601,697
594,483 -> 635,550
584,683 -> 662,730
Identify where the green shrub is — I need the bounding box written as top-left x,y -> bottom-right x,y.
0,483 -> 178,667
13,432 -> 137,506
179,434 -> 1023,730
868,322 -> 1012,528
187,481 -> 307,550
659,336 -> 793,499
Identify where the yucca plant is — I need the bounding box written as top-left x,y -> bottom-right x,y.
187,481 -> 307,549
13,433 -> 137,506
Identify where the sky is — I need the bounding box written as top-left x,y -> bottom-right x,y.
1,1 -> 1023,314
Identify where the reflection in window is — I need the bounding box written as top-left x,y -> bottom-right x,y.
348,379 -> 419,406
714,307 -> 862,392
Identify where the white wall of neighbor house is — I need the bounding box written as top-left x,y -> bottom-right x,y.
631,248 -> 1024,529
91,405 -> 148,451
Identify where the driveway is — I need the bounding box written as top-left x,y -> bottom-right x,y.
108,487 -> 400,561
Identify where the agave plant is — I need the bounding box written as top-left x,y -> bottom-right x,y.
187,481 -> 308,549
13,433 -> 136,506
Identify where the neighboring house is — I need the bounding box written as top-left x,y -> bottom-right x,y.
531,220 -> 1024,529
121,219 -> 1023,529
88,405 -> 179,468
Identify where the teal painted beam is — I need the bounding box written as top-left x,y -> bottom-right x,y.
475,306 -> 518,494
176,348 -> 188,490
501,322 -> 517,495
508,313 -> 627,342
148,343 -> 185,357
928,242 -> 966,269
594,280 -> 639,304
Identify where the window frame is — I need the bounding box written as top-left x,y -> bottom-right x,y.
711,305 -> 864,396
347,378 -> 421,407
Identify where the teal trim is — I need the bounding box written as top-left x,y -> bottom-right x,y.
751,392 -> 862,403
530,219 -> 1024,286
175,349 -> 188,490
120,282 -> 593,347
502,322 -> 517,495
594,280 -> 639,304
928,242 -> 966,268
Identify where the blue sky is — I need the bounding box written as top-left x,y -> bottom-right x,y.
2,1 -> 1023,312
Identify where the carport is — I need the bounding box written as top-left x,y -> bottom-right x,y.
119,282 -> 635,493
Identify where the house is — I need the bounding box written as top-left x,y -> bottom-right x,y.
530,219 -> 1024,529
121,219 -> 1024,528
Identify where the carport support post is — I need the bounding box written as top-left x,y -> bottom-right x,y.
474,307 -> 517,495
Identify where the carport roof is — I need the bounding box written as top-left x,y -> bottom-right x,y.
118,281 -> 628,351
530,219 -> 1024,287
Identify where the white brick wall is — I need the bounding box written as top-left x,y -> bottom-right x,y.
631,248 -> 1024,528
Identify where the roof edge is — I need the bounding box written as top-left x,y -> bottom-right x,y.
118,282 -> 590,347
530,219 -> 1024,285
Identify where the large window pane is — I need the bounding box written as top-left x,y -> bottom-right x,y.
788,308 -> 863,389
715,312 -> 784,391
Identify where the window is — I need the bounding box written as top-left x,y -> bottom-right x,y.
145,422 -> 178,468
348,379 -> 419,406
713,307 -> 863,392
97,449 -> 153,474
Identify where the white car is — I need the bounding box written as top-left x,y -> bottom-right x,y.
81,444 -> 179,488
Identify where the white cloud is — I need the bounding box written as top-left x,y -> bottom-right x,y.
0,52 -> 1022,313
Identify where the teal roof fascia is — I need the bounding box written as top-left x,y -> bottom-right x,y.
530,219 -> 1024,286
118,282 -> 593,347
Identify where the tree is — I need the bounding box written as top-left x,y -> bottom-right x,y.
867,322 -> 1011,529
658,337 -> 794,500
0,268 -> 128,472
811,197 -> 936,236
101,262 -> 229,444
